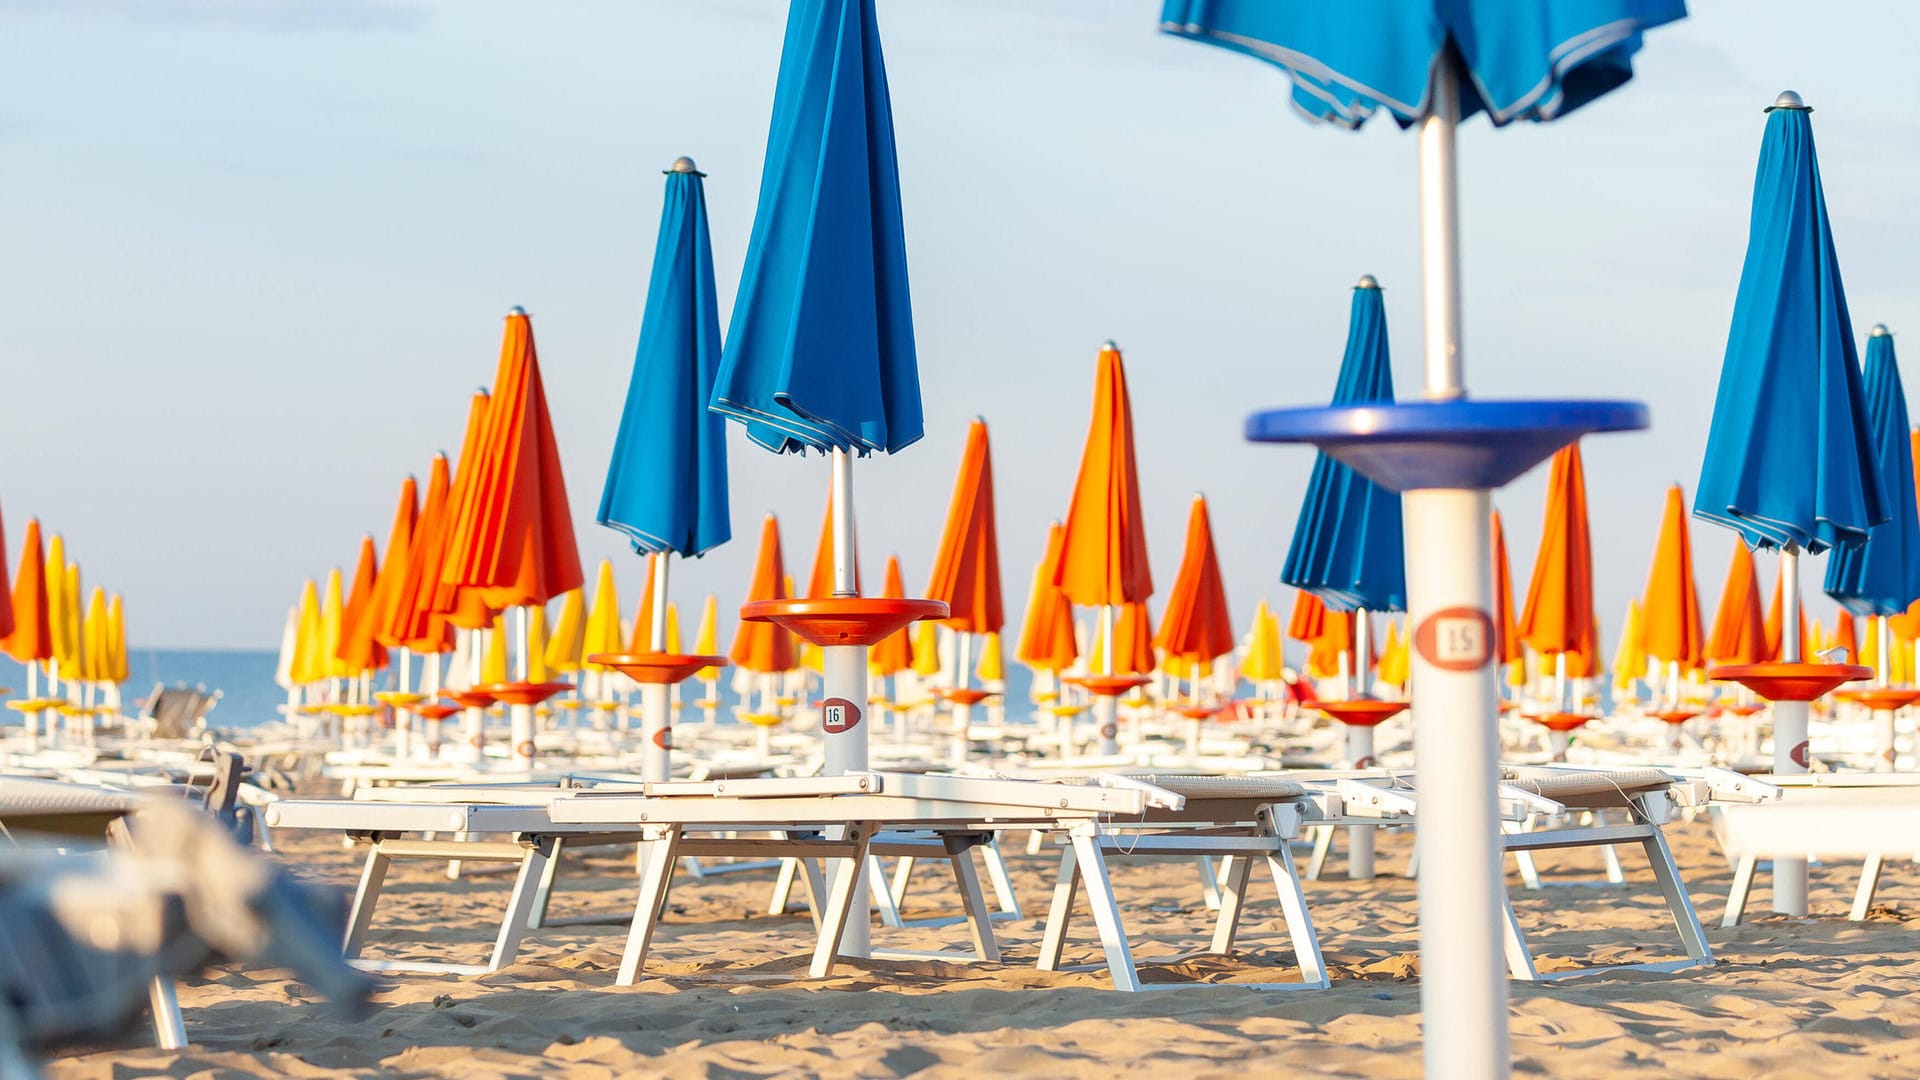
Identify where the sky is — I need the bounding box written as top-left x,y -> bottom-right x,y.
3,0 -> 1920,653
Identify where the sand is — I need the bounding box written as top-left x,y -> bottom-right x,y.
41,814 -> 1920,1079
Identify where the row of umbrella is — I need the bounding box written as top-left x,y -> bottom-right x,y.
0,512 -> 132,709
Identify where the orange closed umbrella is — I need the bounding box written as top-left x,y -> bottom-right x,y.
1153,495 -> 1234,677
1089,600 -> 1155,676
630,553 -> 662,652
869,556 -> 914,677
364,474 -> 418,651
804,488 -> 860,599
1639,485 -> 1705,673
440,309 -> 584,613
1520,444 -> 1596,695
336,535 -> 389,676
1056,343 -> 1152,629
1834,608 -> 1860,663
1016,523 -> 1079,675
398,397 -> 495,642
1706,539 -> 1767,665
925,419 -> 1003,634
1764,561 -> 1809,661
2,518 -> 50,668
731,516 -> 795,674
1490,509 -> 1525,686
0,505 -> 11,643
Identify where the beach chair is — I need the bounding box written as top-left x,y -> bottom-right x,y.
1711,772 -> 1920,925
548,771 -> 1332,992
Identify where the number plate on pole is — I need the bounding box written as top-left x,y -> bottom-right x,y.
1413,607 -> 1495,672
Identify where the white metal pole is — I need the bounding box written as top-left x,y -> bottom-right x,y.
1409,62 -> 1508,1080
1774,545 -> 1808,914
642,553 -> 673,781
952,631 -> 973,764
823,446 -> 870,957
510,605 -> 535,770
424,651 -> 443,758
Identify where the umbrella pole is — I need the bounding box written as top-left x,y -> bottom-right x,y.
1402,60 -> 1508,1080
1773,545 -> 1809,913
951,631 -> 973,765
1347,609 -> 1377,878
641,553 -> 674,782
1876,617 -> 1898,771
508,606 -> 534,770
1094,605 -> 1120,755
817,446 -> 871,958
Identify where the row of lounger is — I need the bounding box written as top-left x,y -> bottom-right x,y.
263,764 -> 1775,992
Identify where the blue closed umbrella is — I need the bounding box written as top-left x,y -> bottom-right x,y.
709,0 -> 922,456
1280,277 -> 1405,612
1825,326 -> 1920,615
1694,96 -> 1887,555
597,158 -> 731,559
1159,0 -> 1685,129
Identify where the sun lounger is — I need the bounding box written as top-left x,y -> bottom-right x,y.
548,771 -> 1332,992
1712,772 -> 1918,925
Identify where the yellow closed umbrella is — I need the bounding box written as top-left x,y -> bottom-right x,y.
1377,620 -> 1411,689
526,605 -> 549,683
581,561 -> 622,671
482,613 -> 510,685
82,587 -> 108,684
320,569 -> 346,680
61,563 -> 84,684
45,534 -> 68,680
1614,599 -> 1647,697
663,601 -> 683,653
692,595 -> 720,684
543,588 -> 586,674
978,632 -> 1005,683
290,579 -> 324,686
107,593 -> 127,684
911,621 -> 942,678
1240,600 -> 1285,684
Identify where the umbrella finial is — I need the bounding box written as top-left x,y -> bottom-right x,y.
1355,274 -> 1381,290
1871,323 -> 1891,337
666,156 -> 706,176
1102,339 -> 1120,352
507,305 -> 527,317
1767,90 -> 1810,112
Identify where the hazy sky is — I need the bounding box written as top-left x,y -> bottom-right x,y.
4,0 -> 1919,651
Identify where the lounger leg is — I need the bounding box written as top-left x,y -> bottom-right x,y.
489,839 -> 552,972
1266,844 -> 1328,989
1197,855 -> 1224,912
1209,847 -> 1255,954
1071,833 -> 1142,992
1503,821 -> 1541,890
343,844 -> 392,959
1500,892 -> 1540,981
1025,827 -> 1045,856
809,827 -> 873,979
1595,812 -> 1626,884
1037,843 -> 1081,972
528,836 -> 566,930
149,977 -> 187,1050
1641,830 -> 1711,963
945,836 -> 1001,963
890,855 -> 917,909
769,857 -> 800,915
1723,855 -> 1758,929
1306,824 -> 1334,881
982,839 -> 1022,917
798,858 -> 829,932
869,855 -> 905,929
616,829 -> 681,987
1852,853 -> 1887,921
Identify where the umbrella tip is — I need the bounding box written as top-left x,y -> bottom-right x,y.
666,156 -> 705,176
506,305 -> 527,317
1101,339 -> 1120,352
1872,323 -> 1891,337
1767,90 -> 1809,112
1355,274 -> 1380,290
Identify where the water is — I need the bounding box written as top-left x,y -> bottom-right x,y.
0,647 -> 1039,730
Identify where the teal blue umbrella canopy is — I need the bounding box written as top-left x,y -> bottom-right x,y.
1159,0 -> 1686,129
709,0 -> 922,457
1694,94 -> 1888,555
597,158 -> 731,558
1280,277 -> 1405,612
1824,327 -> 1920,615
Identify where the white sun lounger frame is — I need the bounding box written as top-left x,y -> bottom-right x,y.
1714,772 -> 1919,925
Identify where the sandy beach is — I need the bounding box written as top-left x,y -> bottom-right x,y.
39,813 -> 1920,1079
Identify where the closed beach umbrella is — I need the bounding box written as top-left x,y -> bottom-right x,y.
1706,540 -> 1767,666
58,562 -> 82,685
926,419 -> 1004,635
629,554 -> 662,652
580,561 -> 622,674
1089,601 -> 1155,677
440,310 -> 584,614
1280,276 -> 1404,614
1491,510 -> 1525,688
337,535 -> 389,676
106,594 -> 126,685
386,454 -> 457,654
692,595 -> 721,685
910,621 -> 942,679
1240,600 -> 1284,685
0,505 -> 12,643
709,0 -> 921,456
597,157 -> 731,560
1613,600 -> 1646,697
1377,621 -> 1411,689
1824,326 -> 1920,623
977,632 -> 1004,684
2,518 -> 49,668
320,569 -> 345,680
730,516 -> 794,675
1833,609 -> 1859,664
44,535 -> 69,678
481,613 -> 509,685
1056,343 -> 1152,617
289,579 -> 323,687
1015,523 -> 1079,676
869,556 -> 914,677
1520,444 -> 1596,696
1639,485 -> 1705,675
1154,495 -> 1235,677
543,588 -> 586,676
399,398 -> 494,641
1696,96 -> 1886,556
363,475 -> 418,651
80,587 -> 107,684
